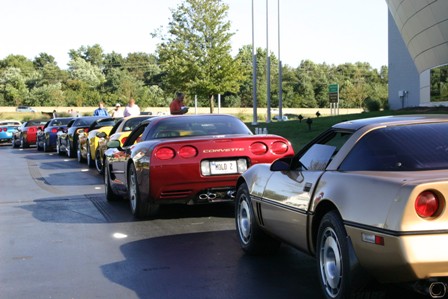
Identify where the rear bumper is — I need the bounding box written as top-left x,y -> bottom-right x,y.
347,226 -> 448,283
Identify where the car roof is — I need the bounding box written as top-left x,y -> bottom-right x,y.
333,114 -> 448,131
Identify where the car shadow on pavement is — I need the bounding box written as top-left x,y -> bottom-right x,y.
100,230 -> 429,299
19,194 -> 235,224
100,230 -> 324,299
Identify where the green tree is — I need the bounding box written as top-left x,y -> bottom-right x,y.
0,67 -> 30,106
154,0 -> 245,112
69,44 -> 104,67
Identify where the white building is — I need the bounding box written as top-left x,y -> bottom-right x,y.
386,0 -> 448,109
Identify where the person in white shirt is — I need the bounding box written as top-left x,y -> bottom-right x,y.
123,98 -> 140,117
111,103 -> 124,117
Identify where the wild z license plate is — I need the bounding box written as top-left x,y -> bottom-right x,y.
210,160 -> 237,174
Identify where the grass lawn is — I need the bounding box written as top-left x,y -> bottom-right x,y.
246,108 -> 448,152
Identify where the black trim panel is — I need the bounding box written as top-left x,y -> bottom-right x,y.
251,195 -> 310,216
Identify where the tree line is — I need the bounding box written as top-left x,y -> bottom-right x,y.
0,0 -> 389,112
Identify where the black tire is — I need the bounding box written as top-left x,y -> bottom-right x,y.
87,144 -> 95,168
21,136 -> 29,148
56,140 -> 63,155
43,140 -> 49,152
77,142 -> 85,163
37,140 -> 43,151
128,163 -> 159,219
95,149 -> 104,175
316,211 -> 379,299
66,138 -> 76,158
235,182 -> 281,255
12,137 -> 19,148
105,164 -> 120,202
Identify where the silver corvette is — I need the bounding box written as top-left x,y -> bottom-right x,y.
235,115 -> 448,299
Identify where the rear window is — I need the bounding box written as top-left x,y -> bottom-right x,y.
148,116 -> 252,139
339,123 -> 448,171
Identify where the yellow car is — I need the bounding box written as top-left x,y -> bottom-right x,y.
77,117 -> 121,167
94,115 -> 152,174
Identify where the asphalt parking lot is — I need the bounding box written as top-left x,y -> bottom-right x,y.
0,145 -> 428,299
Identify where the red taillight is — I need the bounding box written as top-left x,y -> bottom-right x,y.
51,128 -> 58,133
155,147 -> 175,160
415,190 -> 440,218
2,128 -> 6,132
271,141 -> 289,154
178,145 -> 197,158
120,137 -> 128,145
250,142 -> 268,155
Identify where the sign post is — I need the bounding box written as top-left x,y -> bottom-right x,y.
328,84 -> 339,115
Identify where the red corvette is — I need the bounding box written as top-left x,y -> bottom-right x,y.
104,114 -> 294,219
12,119 -> 47,148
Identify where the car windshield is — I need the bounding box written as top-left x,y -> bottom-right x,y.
150,116 -> 252,139
94,118 -> 120,129
340,123 -> 448,171
74,118 -> 98,126
49,118 -> 72,126
26,120 -> 47,126
122,117 -> 149,132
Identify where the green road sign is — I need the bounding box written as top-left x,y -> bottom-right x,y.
329,84 -> 339,93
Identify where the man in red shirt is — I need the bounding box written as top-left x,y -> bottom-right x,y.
170,92 -> 188,115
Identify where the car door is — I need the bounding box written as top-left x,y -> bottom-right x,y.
258,144 -> 336,251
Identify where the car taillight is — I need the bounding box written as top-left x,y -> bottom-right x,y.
155,147 -> 175,160
250,142 -> 268,155
178,145 -> 197,158
2,128 -> 6,132
271,141 -> 289,154
120,137 -> 128,145
415,190 -> 440,218
51,128 -> 58,133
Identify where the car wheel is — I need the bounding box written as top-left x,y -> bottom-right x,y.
77,142 -> 85,163
87,145 -> 94,168
56,140 -> 62,155
105,165 -> 120,202
43,140 -> 49,152
128,163 -> 159,219
12,138 -> 19,148
37,140 -> 42,151
21,136 -> 29,148
67,139 -> 75,158
95,150 -> 104,175
235,182 -> 281,255
317,211 -> 358,299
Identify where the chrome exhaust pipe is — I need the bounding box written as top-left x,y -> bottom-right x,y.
429,282 -> 447,298
207,193 -> 217,200
198,194 -> 209,200
227,190 -> 236,199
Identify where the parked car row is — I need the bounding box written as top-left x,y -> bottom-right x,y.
8,112 -> 448,299
11,114 -> 295,221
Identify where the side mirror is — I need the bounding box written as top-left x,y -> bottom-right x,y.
107,140 -> 121,149
96,132 -> 107,138
270,157 -> 292,172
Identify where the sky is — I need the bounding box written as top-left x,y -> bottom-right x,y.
1,0 -> 389,70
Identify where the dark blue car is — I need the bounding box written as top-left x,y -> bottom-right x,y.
37,117 -> 73,152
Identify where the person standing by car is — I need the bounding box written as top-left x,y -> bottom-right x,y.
123,98 -> 140,117
93,102 -> 109,116
111,103 -> 124,117
170,92 -> 188,115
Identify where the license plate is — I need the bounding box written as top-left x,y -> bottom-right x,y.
210,160 -> 238,175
